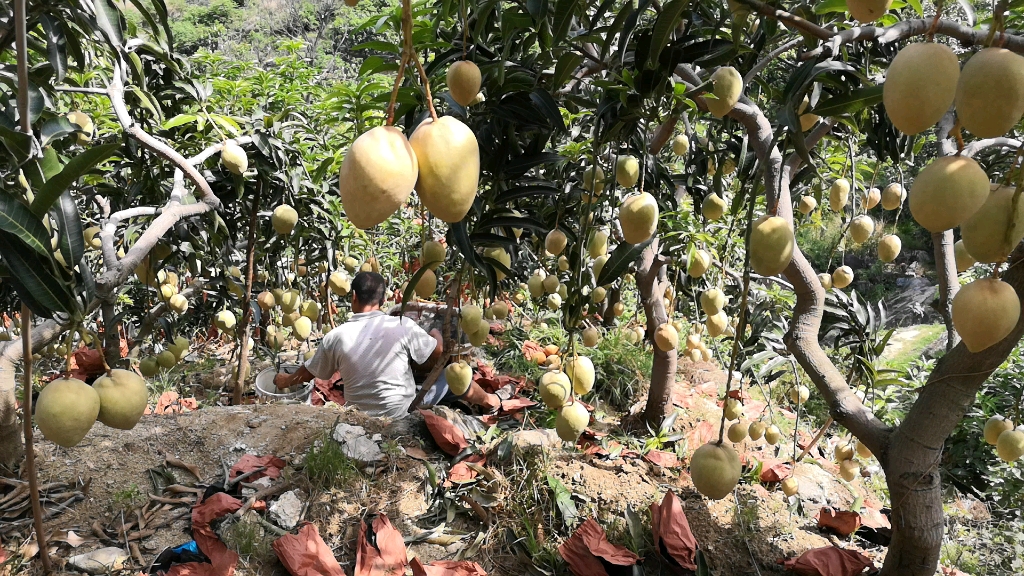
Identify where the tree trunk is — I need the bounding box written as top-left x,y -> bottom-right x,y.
932,230 -> 960,351
233,182 -> 262,405
0,319 -> 66,469
101,300 -> 121,368
0,359 -> 22,469
880,440 -> 945,575
602,286 -> 620,327
637,239 -> 677,426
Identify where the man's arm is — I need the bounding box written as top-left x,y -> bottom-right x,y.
412,328 -> 444,370
274,366 -> 314,390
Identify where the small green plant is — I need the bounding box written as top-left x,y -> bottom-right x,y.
381,439 -> 402,459
304,431 -> 360,490
642,411 -> 685,453
222,514 -> 274,564
111,483 -> 144,512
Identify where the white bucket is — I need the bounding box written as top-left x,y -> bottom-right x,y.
254,366 -> 313,402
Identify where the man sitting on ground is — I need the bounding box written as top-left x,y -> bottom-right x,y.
274,271 -> 500,417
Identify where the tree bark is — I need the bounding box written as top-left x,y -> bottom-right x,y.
0,318 -> 66,469
637,239 -> 677,426
932,230 -> 959,351
233,182 -> 262,405
881,242 -> 1024,574
602,286 -> 620,327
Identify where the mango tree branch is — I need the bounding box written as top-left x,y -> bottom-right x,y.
107,61 -> 220,209
962,137 -> 1023,158
731,0 -> 1024,54
932,230 -> 959,351
724,85 -> 893,452
932,113 -> 961,350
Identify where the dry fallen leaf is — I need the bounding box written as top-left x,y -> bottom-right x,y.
405,446 -> 430,460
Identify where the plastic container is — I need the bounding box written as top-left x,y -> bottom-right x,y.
254,365 -> 313,402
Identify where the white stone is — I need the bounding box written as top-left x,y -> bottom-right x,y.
68,547 -> 129,574
269,490 -> 303,530
332,423 -> 384,463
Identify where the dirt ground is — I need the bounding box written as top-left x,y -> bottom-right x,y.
4,371 -> 891,576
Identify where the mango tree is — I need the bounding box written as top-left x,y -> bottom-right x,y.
341,2 -> 1024,575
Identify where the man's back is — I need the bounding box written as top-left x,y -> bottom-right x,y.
304,310 -> 436,418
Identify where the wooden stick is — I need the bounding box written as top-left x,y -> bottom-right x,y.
20,304 -> 50,573
234,480 -> 293,519
795,416 -> 834,463
147,494 -> 193,505
233,180 -> 262,405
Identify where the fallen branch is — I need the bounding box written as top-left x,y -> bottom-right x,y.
164,456 -> 202,480
233,480 -> 294,519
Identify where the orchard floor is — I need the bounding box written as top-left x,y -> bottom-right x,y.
8,366 -> 894,576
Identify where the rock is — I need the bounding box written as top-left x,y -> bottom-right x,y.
884,276 -> 940,326
242,476 -> 273,497
68,547 -> 130,574
511,428 -> 561,451
332,423 -> 384,463
792,462 -> 852,510
269,490 -> 303,530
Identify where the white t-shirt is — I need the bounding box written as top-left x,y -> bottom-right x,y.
304,311 -> 437,418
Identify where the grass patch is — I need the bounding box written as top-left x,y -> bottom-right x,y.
880,324 -> 945,372
222,514 -> 275,566
303,431 -> 361,491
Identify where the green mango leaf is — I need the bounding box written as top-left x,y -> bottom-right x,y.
126,0 -> 168,46
94,0 -> 125,49
552,52 -> 583,88
496,183 -> 561,203
810,85 -> 883,117
0,262 -> 54,318
39,116 -> 76,147
40,15 -> 68,83
51,191 -> 84,268
551,0 -> 578,45
647,0 -> 688,69
546,474 -> 578,525
0,124 -> 35,161
400,264 -> 437,315
530,88 -> 566,131
162,113 -> 198,130
600,2 -> 633,61
813,0 -> 848,14
0,230 -> 74,316
478,214 -> 548,233
0,194 -> 52,257
596,237 -> 653,286
503,152 -> 564,178
31,143 -> 120,217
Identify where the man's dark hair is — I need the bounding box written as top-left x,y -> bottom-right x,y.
352,271 -> 387,305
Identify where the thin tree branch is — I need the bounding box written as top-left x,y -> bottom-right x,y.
732,0 -> 1024,55
962,137 -> 1023,158
744,37 -> 803,85
54,85 -> 108,95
